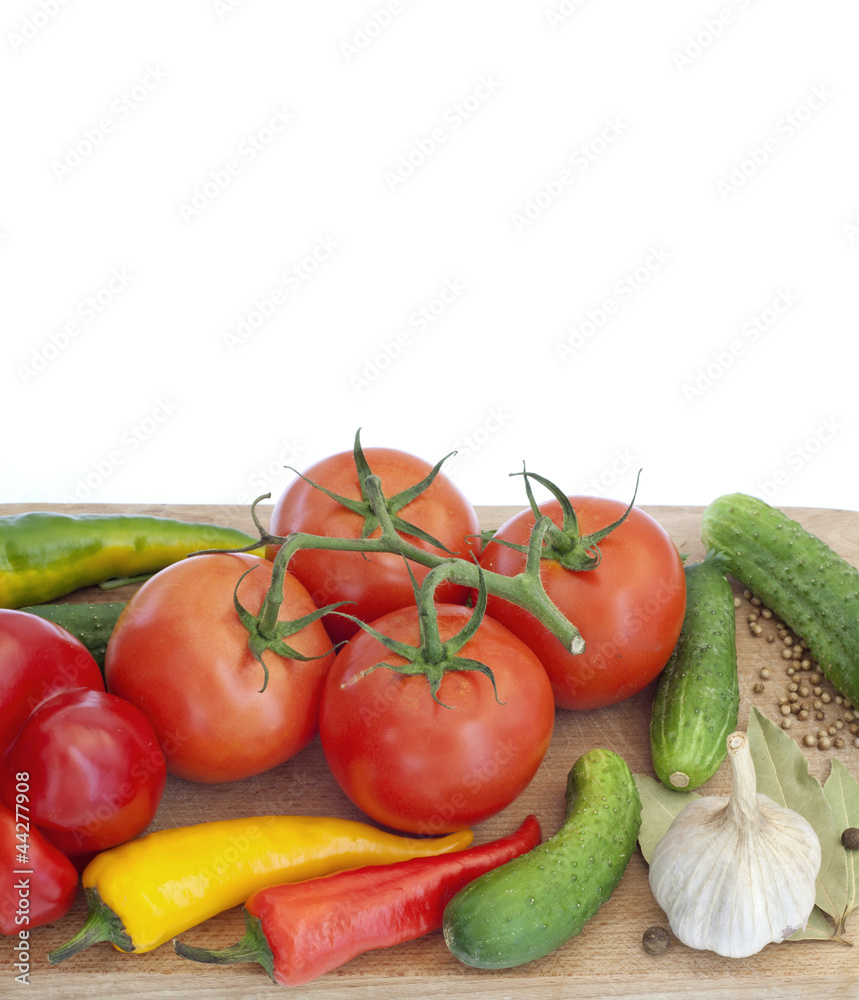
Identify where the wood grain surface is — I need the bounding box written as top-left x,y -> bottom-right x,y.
1,501 -> 858,1000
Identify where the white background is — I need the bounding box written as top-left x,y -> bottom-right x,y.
2,0 -> 857,513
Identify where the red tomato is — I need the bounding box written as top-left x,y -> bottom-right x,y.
267,445 -> 481,644
480,497 -> 686,711
0,800 -> 79,933
104,553 -> 336,783
0,609 -> 104,758
319,604 -> 555,835
1,688 -> 165,856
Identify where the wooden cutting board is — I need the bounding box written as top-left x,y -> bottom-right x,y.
2,501 -> 858,1000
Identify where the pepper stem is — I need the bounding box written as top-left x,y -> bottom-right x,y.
174,911 -> 276,982
48,887 -> 133,964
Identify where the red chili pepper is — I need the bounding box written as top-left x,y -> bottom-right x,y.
174,814 -> 541,986
0,801 -> 79,935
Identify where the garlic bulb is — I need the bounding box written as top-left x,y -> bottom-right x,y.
648,730 -> 821,958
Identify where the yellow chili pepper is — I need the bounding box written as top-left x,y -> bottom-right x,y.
48,814 -> 472,963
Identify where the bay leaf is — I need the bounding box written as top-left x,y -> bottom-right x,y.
633,773 -> 699,864
788,905 -> 838,942
822,757 -> 859,937
747,707 -> 846,929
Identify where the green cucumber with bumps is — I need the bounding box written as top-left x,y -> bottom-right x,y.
20,601 -> 126,671
649,551 -> 739,790
701,492 -> 859,709
441,748 -> 641,970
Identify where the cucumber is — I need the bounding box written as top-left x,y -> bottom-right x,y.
701,492 -> 859,709
649,552 -> 739,790
20,602 -> 126,671
442,748 -> 641,970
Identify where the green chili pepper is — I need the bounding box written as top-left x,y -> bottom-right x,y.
0,511 -> 262,608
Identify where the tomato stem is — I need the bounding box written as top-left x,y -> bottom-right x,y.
337,559 -> 503,707
242,468 -> 585,660
282,429 -> 458,553
259,492 -> 583,658
232,562 -> 345,692
512,467 -> 642,572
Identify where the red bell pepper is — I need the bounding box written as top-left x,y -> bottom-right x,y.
0,800 -> 79,934
174,814 -> 541,986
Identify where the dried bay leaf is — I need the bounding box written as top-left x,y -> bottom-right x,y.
747,707 -> 848,940
633,773 -> 699,863
823,758 -> 859,937
747,707 -> 829,811
639,707 -> 857,945
788,905 -> 839,942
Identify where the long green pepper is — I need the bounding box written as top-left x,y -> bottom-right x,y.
0,511 -> 261,608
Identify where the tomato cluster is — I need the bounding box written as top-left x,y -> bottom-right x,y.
266,444 -> 482,644
3,433 -> 687,866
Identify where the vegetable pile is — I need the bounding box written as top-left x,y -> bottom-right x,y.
1,432 -> 858,986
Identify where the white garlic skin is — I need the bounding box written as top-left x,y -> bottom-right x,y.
648,731 -> 821,959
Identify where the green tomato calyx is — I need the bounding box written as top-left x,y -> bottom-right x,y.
283,428 -> 457,554
508,466 -> 642,572
339,561 -> 502,710
232,564 -> 344,693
